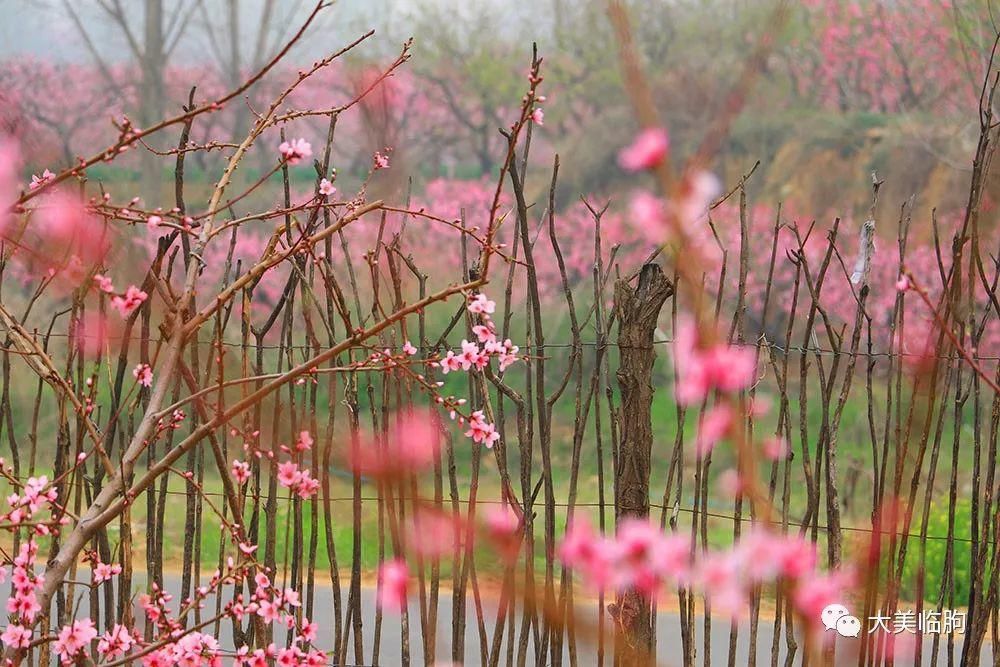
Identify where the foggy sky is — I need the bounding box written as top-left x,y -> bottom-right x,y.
0,0 -> 546,64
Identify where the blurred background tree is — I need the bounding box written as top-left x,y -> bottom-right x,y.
1,0 -> 997,221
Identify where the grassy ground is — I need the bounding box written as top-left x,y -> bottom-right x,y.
0,271 -> 978,606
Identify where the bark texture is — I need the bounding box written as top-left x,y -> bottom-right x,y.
611,263 -> 673,665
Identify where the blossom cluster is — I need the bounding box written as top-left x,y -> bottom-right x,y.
225,571 -> 325,667
2,475 -> 58,529
5,176 -> 147,312
373,149 -> 391,170
276,461 -> 321,499
433,293 -> 520,448
132,362 -> 154,387
93,558 -> 122,584
54,619 -> 101,663
153,408 -> 188,437
232,430 -> 319,498
111,285 -> 149,317
628,170 -> 720,261
61,565 -> 325,666
349,410 -> 441,479
664,316 -> 763,457
278,138 -> 312,165
341,294 -> 518,455
469,294 -> 520,368
376,503 -> 523,613
401,503 -> 520,562
464,410 -> 499,448
619,128 -> 720,263
559,518 -> 851,626
673,317 -> 757,405
1,541 -> 43,650
377,559 -> 410,612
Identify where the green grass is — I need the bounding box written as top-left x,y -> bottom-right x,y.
0,285 -> 983,601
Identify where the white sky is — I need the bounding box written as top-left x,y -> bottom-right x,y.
0,0 -> 545,63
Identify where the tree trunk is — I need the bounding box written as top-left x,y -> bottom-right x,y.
139,0 -> 165,201
611,263 -> 672,665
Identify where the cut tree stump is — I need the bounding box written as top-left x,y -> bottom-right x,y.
611,262 -> 673,665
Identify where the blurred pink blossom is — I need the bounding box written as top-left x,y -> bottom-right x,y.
618,127 -> 669,171
674,318 -> 757,405
350,408 -> 442,477
377,559 -> 409,612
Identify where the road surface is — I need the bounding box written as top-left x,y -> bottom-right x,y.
2,572 -> 991,665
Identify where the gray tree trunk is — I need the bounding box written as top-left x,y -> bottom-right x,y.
611,263 -> 673,665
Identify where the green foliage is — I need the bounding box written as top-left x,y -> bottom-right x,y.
901,498 -> 982,606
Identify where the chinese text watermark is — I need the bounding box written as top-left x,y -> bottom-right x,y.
822,603 -> 966,639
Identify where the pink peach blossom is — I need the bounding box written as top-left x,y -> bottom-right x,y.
377,559 -> 408,612
629,190 -> 667,242
93,560 -> 122,584
296,430 -> 313,452
318,178 -> 336,196
231,460 -> 251,485
28,169 -> 54,190
439,350 -> 463,374
696,553 -> 746,618
132,362 -> 153,387
350,409 -> 442,477
94,274 -> 115,293
468,293 -> 496,315
465,410 -> 500,448
673,318 -> 757,405
485,504 -> 521,560
558,518 -> 615,589
97,623 -> 135,658
277,461 -> 303,488
793,571 -> 851,625
111,285 -> 148,317
762,436 -> 789,460
405,508 -> 461,557
695,403 -> 733,455
301,619 -> 318,643
613,518 -> 680,597
278,138 -> 312,165
54,618 -> 98,663
619,127 -> 669,171
1,623 -> 31,649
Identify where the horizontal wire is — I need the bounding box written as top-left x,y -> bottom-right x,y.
3,330 -> 998,360
10,473 -> 976,547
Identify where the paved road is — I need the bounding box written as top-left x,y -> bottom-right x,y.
3,573 -> 992,665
